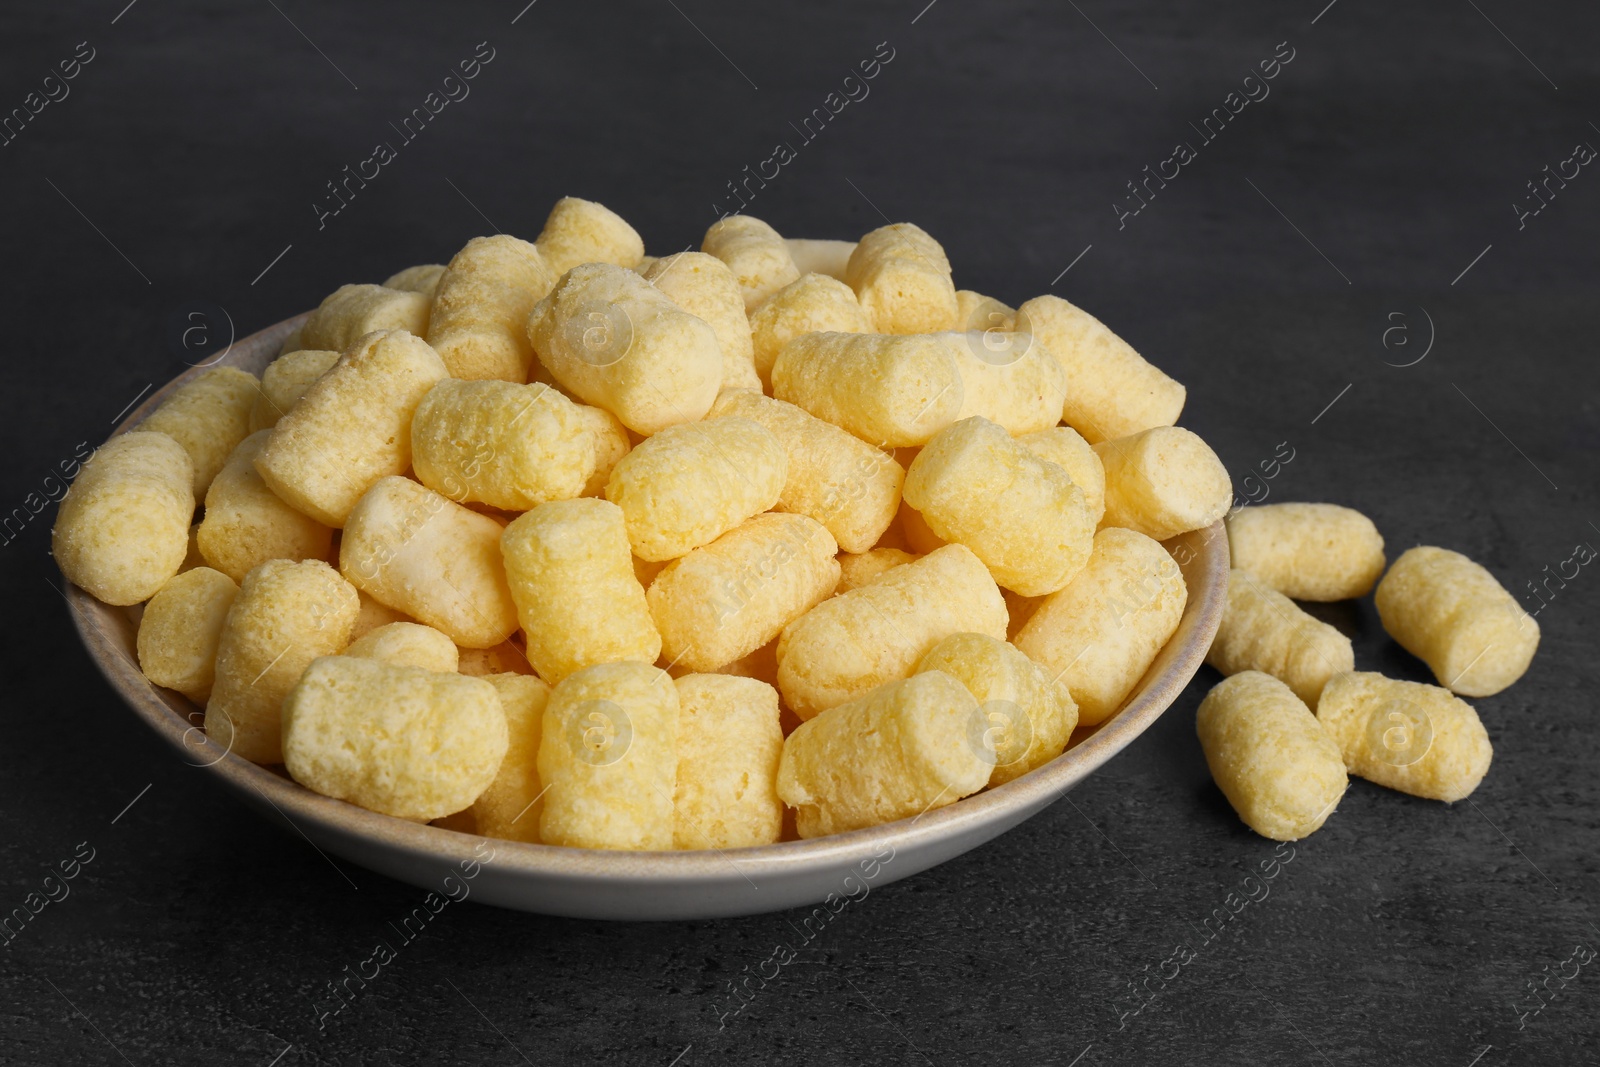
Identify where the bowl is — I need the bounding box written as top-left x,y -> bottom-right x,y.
66,313 -> 1229,920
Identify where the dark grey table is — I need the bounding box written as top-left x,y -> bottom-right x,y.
3,1 -> 1596,1063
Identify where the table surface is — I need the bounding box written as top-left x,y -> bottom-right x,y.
3,1 -> 1597,1064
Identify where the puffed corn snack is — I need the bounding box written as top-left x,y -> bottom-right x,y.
62,196 -> 1374,858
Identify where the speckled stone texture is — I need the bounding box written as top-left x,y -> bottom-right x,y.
3,0 -> 1598,1062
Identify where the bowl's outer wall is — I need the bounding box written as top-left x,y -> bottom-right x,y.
66,317 -> 1229,920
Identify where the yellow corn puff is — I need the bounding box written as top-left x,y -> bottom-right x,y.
648,512 -> 840,673
411,379 -> 626,510
943,331 -> 1067,436
777,543 -> 1007,719
1017,294 -> 1185,443
748,273 -> 872,389
673,673 -> 784,848
198,431 -> 332,582
301,284 -> 430,353
777,671 -> 989,837
1316,671 -> 1492,802
1017,426 -> 1107,527
1197,671 -> 1348,841
702,215 -> 800,310
605,416 -> 786,561
339,476 -> 519,648
537,661 -> 678,850
282,655 -> 507,820
643,251 -> 760,391
1207,569 -> 1353,708
1375,545 -> 1539,697
844,223 -> 958,334
1094,426 -> 1232,541
1225,502 -> 1386,601
535,196 -> 646,275
580,405 -> 632,496
771,331 -> 964,447
206,558 -> 360,764
501,499 -> 661,684
140,367 -> 259,496
254,330 -> 448,527
426,235 -> 555,382
1015,527 -> 1186,726
528,263 -> 722,435
710,390 -> 902,553
53,431 -> 193,606
905,417 -> 1095,596
915,631 -> 1077,786
248,349 -> 339,433
135,566 -> 238,702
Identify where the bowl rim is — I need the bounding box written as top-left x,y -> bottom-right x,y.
65,312 -> 1229,887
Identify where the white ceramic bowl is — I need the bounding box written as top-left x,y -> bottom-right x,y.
67,314 -> 1228,920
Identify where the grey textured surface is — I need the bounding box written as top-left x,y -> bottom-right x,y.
2,0 -> 1597,1063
